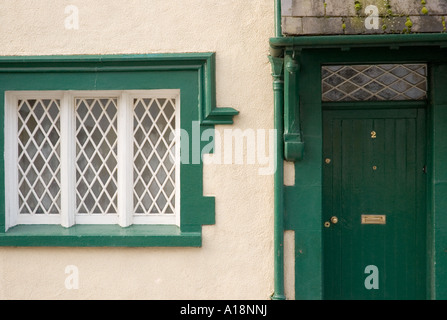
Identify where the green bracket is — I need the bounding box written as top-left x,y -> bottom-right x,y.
284,52 -> 304,161
198,53 -> 239,125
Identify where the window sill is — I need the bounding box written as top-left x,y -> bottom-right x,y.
0,225 -> 201,247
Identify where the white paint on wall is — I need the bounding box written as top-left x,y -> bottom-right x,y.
284,230 -> 295,300
284,161 -> 295,186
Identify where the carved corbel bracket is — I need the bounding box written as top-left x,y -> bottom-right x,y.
283,51 -> 304,161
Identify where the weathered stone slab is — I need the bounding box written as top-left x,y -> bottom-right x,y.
281,0 -> 447,35
392,0 -> 447,15
411,15 -> 445,32
285,0 -> 326,17
282,17 -> 303,34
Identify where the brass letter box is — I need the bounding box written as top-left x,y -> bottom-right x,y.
361,214 -> 386,224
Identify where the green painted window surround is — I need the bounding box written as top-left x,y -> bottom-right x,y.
0,53 -> 238,247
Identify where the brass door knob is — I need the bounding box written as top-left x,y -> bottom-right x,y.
331,216 -> 338,224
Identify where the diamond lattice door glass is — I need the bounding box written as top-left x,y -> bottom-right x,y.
322,64 -> 427,102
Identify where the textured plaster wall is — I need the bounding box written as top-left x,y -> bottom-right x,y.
0,0 -> 292,299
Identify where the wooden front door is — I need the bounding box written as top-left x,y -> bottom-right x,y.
322,106 -> 427,299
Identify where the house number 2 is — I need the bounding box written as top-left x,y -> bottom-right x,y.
371,131 -> 377,139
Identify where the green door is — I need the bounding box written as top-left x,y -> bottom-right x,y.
322,106 -> 427,300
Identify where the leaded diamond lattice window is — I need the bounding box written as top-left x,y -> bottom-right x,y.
17,98 -> 61,216
133,98 -> 176,216
76,98 -> 118,215
5,90 -> 179,228
322,64 -> 427,102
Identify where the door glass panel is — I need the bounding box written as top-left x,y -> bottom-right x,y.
322,64 -> 427,102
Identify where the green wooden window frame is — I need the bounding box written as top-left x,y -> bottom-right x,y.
0,53 -> 238,247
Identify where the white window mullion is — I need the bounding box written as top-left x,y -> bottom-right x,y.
117,92 -> 133,227
5,93 -> 19,230
60,92 -> 76,227
174,94 -> 181,227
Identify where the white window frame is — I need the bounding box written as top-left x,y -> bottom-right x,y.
4,90 -> 181,230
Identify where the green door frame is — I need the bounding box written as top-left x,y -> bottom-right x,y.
269,33 -> 447,300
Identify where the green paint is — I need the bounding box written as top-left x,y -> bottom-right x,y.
268,55 -> 286,300
429,63 -> 447,299
272,0 -> 286,300
270,34 -> 447,53
270,33 -> 447,300
323,107 -> 427,299
283,54 -> 304,161
0,53 -> 237,247
275,0 -> 282,38
0,225 -> 201,247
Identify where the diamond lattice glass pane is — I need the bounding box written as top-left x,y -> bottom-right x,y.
75,98 -> 118,215
322,64 -> 427,101
133,98 -> 176,215
17,99 -> 61,215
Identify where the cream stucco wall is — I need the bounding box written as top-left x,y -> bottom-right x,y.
0,0 -> 295,299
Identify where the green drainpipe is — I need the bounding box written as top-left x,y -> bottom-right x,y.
275,0 -> 282,37
270,0 -> 286,301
